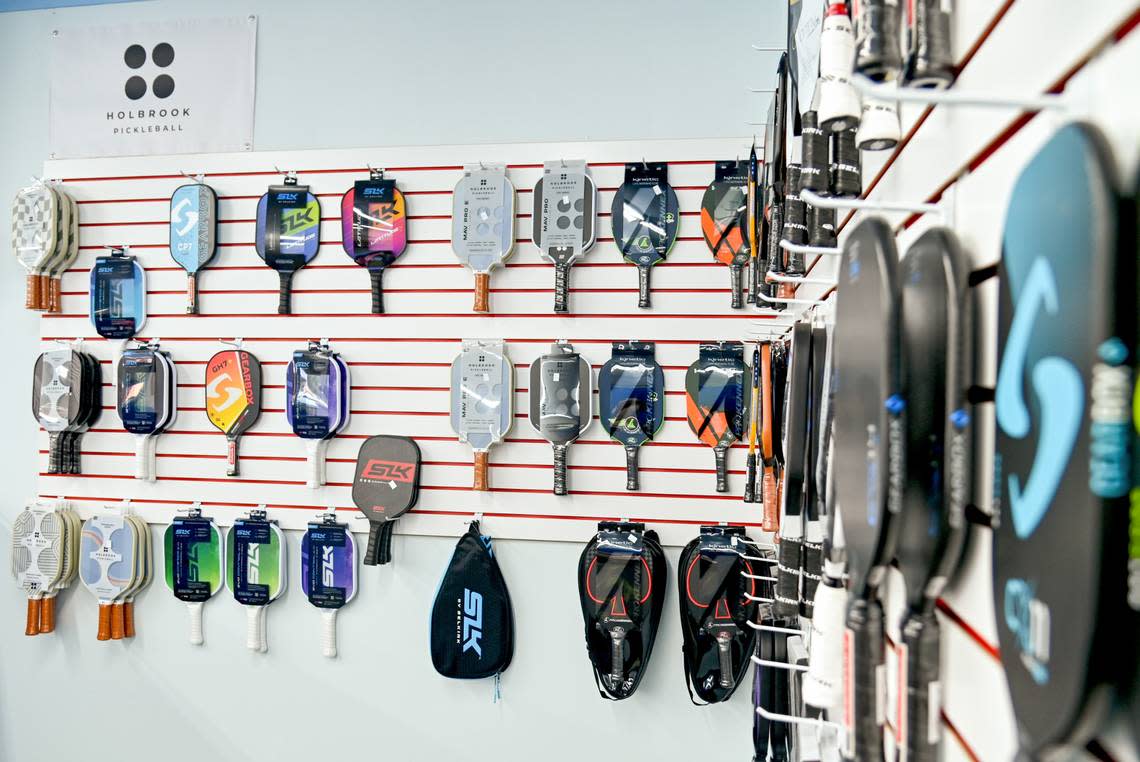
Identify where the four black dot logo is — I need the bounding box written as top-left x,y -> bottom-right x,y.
123,42 -> 175,101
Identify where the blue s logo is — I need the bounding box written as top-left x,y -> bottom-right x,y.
995,258 -> 1084,538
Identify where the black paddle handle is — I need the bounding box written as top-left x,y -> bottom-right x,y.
364,521 -> 382,566
714,445 -> 728,493
47,432 -> 62,474
744,453 -> 757,503
800,539 -> 823,618
369,267 -> 386,315
847,596 -> 885,762
730,265 -> 744,309
378,520 -> 396,564
637,266 -> 651,309
552,444 -> 569,495
903,610 -> 942,762
553,262 -> 570,314
624,445 -> 640,491
775,538 -> 801,618
277,271 -> 293,315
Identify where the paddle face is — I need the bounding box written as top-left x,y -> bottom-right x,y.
11,183 -> 57,280
226,519 -> 285,606
80,514 -> 137,606
89,252 -> 146,339
300,520 -> 357,609
832,218 -> 904,597
599,341 -> 665,449
286,348 -> 340,440
351,435 -> 422,525
611,162 -> 679,269
117,348 -> 171,436
340,177 -> 407,267
528,342 -> 592,446
450,339 -> 513,451
205,349 -> 262,442
163,517 -> 223,602
169,183 -> 218,275
700,162 -> 751,268
993,123 -> 1130,754
684,341 -> 749,450
33,349 -> 78,434
452,165 -> 515,273
532,160 -> 596,266
256,185 -> 321,272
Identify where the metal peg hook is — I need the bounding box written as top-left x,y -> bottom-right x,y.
751,45 -> 784,52
756,290 -> 832,307
741,572 -> 778,582
779,238 -> 842,257
275,166 -> 298,184
746,621 -> 803,635
766,270 -> 837,287
367,165 -> 384,180
754,702 -> 845,732
745,593 -> 776,604
800,188 -> 942,216
750,654 -> 809,672
219,337 -> 244,349
180,170 -> 206,183
854,75 -> 1068,112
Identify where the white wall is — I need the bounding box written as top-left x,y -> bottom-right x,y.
0,2 -> 780,761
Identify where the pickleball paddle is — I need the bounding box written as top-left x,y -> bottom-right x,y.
301,514 -> 357,658
351,435 -> 422,566
39,502 -> 80,633
801,323 -> 830,620
775,323 -> 812,621
11,180 -> 58,310
169,181 -> 218,314
528,340 -> 592,495
39,185 -> 72,314
120,512 -> 151,638
685,341 -> 749,493
205,347 -> 262,477
598,341 -> 665,491
80,512 -> 137,642
256,174 -> 321,314
89,246 -> 146,339
164,510 -> 224,645
533,160 -> 597,313
701,161 -> 752,309
32,348 -> 80,475
286,342 -> 349,488
118,343 -> 176,482
341,169 -> 407,314
611,162 -> 679,309
227,511 -> 287,652
452,164 -> 516,313
450,339 -> 513,491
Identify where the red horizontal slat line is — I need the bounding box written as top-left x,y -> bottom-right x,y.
76,236 -> 705,251
935,598 -> 1000,661
76,209 -> 703,228
45,311 -> 770,320
62,286 -> 737,297
940,711 -> 982,762
63,261 -> 727,275
54,335 -> 755,347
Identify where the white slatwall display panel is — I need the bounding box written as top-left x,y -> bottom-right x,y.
37,136 -> 792,548
792,2 -> 1140,760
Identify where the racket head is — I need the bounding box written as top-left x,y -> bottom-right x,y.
286,347 -> 339,440
532,160 -> 597,265
451,165 -> 516,273
527,341 -> 593,446
39,187 -> 70,293
684,341 -> 750,450
10,508 -> 36,592
163,517 -> 224,602
205,349 -> 262,439
226,518 -> 286,606
598,341 -> 665,449
992,123 -> 1130,753
169,183 -> 218,274
117,348 -> 171,436
300,519 -> 357,609
79,514 -> 135,604
700,163 -> 752,268
255,186 -> 321,272
89,253 -> 146,339
832,217 -> 903,597
11,182 -> 58,279
33,348 -> 79,434
610,162 -> 679,269
449,339 -> 513,451
339,178 -> 407,267
351,435 -> 422,525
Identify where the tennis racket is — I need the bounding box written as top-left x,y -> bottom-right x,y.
598,341 -> 665,491
351,435 -> 422,566
611,162 -> 679,309
701,161 -> 751,309
164,509 -> 224,645
205,347 -> 262,476
341,169 -> 407,314
301,514 -> 357,658
833,217 -> 904,761
449,339 -> 513,491
685,341 -> 749,493
89,246 -> 146,339
528,341 -> 592,495
452,164 -> 515,313
775,323 -> 812,621
532,160 -> 596,313
169,181 -> 218,314
227,511 -> 287,652
256,174 -> 321,314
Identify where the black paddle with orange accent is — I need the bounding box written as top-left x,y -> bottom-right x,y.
760,342 -> 779,531
701,162 -> 752,309
685,341 -> 749,493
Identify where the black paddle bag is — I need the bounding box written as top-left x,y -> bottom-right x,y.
430,522 -> 513,680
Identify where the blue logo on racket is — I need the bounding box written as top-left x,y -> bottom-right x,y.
995,258 -> 1083,539
462,589 -> 483,657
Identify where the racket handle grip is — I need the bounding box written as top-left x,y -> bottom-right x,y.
48,277 -> 62,314
775,538 -> 802,618
473,272 -> 490,313
804,576 -> 847,711
305,441 -> 321,489
744,453 -> 757,503
40,595 -> 56,634
186,272 -> 198,315
609,632 -> 625,686
322,609 -> 338,658
473,450 -> 489,492
364,521 -> 382,566
762,469 -> 779,532
47,433 -> 61,475
25,274 -> 37,310
800,540 -> 823,618
187,601 -> 204,645
378,520 -> 396,565
552,444 -> 569,496
134,436 -> 150,481
124,601 -> 136,638
903,611 -> 942,762
110,603 -> 125,640
637,266 -> 651,309
553,262 -> 570,314
277,271 -> 293,315
714,446 -> 728,493
716,632 -> 734,688
846,597 -> 885,762
624,446 -> 640,491
25,598 -> 40,636
730,265 -> 744,309
227,438 -> 240,477
34,274 -> 46,311
245,606 -> 261,651
97,603 -> 112,641
259,605 -> 268,653
369,267 -> 385,315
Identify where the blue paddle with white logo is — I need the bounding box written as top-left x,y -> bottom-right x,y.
301,514 -> 357,658
256,173 -> 321,314
169,180 -> 218,314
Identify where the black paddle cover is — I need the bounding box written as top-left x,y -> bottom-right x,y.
351,435 -> 421,566
577,522 -> 667,700
430,522 -> 514,679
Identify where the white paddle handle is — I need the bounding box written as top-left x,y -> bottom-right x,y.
259,604 -> 268,653
245,605 -> 261,651
804,575 -> 848,711
321,609 -> 338,658
134,435 -> 150,481
187,601 -> 204,646
305,440 -> 322,489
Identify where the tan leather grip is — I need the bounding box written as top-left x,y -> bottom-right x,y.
110,603 -> 125,640
97,604 -> 112,641
25,598 -> 40,636
25,275 -> 37,310
40,596 -> 56,633
33,274 -> 45,311
473,273 -> 490,313
473,450 -> 489,491
762,469 -> 779,532
49,277 -> 62,313
124,601 -> 136,638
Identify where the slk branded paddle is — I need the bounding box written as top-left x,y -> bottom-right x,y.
89,246 -> 146,339
340,169 -> 408,314
256,173 -> 321,314
301,514 -> 357,658
163,510 -> 224,645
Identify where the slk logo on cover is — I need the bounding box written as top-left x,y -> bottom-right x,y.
358,459 -> 417,484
